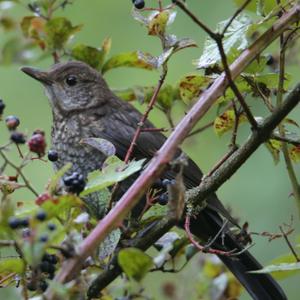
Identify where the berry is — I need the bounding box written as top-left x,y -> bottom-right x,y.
158,193 -> 168,205
20,217 -> 29,227
39,261 -> 51,273
35,210 -> 47,221
35,193 -> 51,206
47,149 -> 58,162
0,99 -> 5,115
162,179 -> 175,187
63,172 -> 86,195
43,253 -> 58,265
133,0 -> 145,9
38,280 -> 48,292
27,281 -> 37,291
39,234 -> 48,243
8,217 -> 20,229
10,132 -> 26,144
47,223 -> 56,231
266,54 -> 274,66
28,132 -> 46,157
5,115 -> 20,130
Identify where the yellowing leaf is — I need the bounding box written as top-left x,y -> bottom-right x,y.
179,74 -> 212,104
265,139 -> 282,165
148,11 -> 171,36
289,145 -> 300,163
214,109 -> 246,136
0,258 -> 25,275
118,248 -> 153,281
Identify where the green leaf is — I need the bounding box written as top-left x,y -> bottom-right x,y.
102,51 -> 157,73
197,14 -> 253,69
118,248 -> 153,281
48,163 -> 72,195
250,262 -> 300,275
71,44 -> 105,70
179,74 -> 213,104
45,17 -> 82,50
80,138 -> 116,157
0,258 -> 25,275
81,156 -> 145,196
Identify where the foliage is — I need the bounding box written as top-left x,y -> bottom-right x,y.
0,0 -> 300,300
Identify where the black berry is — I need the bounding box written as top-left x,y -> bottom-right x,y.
20,217 -> 29,227
39,234 -> 48,243
10,132 -> 26,144
266,54 -> 274,66
38,280 -> 48,292
162,179 -> 175,187
27,281 -> 37,291
158,193 -> 168,206
47,223 -> 56,231
42,253 -> 58,265
0,99 -> 5,115
8,217 -> 20,229
35,210 -> 47,221
47,150 -> 58,162
133,0 -> 145,9
63,172 -> 86,195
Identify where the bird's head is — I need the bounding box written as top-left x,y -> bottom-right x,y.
21,61 -> 111,113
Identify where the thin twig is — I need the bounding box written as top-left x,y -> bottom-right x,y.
187,121 -> 214,137
279,225 -> 300,262
221,0 -> 252,36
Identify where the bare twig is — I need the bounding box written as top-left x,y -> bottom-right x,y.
279,225 -> 300,262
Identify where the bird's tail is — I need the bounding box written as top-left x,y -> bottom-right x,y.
188,210 -> 287,300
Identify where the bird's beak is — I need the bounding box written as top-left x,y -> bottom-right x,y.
21,66 -> 52,85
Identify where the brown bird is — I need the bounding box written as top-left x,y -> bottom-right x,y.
21,61 -> 287,300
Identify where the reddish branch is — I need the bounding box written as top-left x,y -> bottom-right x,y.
45,5 -> 300,300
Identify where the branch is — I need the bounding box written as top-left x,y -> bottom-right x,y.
45,5 -> 300,299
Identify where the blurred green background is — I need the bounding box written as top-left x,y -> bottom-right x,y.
0,0 -> 299,299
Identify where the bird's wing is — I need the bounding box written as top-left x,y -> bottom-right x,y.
89,100 -> 233,219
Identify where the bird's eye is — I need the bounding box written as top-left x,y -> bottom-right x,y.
65,75 -> 77,86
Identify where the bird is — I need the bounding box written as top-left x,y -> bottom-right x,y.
21,61 -> 287,300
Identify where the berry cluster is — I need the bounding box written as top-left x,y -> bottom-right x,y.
132,0 -> 145,9
8,216 -> 29,229
63,172 -> 86,195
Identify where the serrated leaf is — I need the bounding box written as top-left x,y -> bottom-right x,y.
118,247 -> 153,281
289,145 -> 300,163
81,156 -> 145,196
71,44 -> 104,70
48,163 -> 72,195
197,15 -> 253,69
214,109 -> 247,136
265,139 -> 282,164
80,138 -> 116,157
179,74 -> 212,104
102,51 -> 157,73
0,258 -> 25,275
45,17 -> 82,50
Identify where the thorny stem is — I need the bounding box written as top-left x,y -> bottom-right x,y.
279,225 -> 300,262
221,0 -> 252,36
0,150 -> 39,197
276,29 -> 300,215
124,67 -> 168,163
184,215 -> 235,256
215,36 -> 258,129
